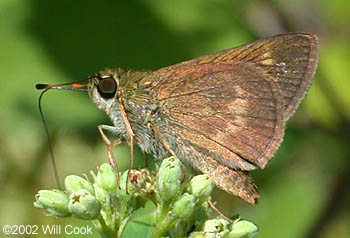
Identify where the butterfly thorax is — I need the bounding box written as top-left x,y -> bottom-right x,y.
121,71 -> 170,158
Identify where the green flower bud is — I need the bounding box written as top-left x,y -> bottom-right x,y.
156,156 -> 183,202
95,163 -> 118,192
228,219 -> 258,238
64,175 -> 94,194
172,193 -> 195,219
185,174 -> 214,205
117,170 -> 137,198
202,218 -> 229,234
93,183 -> 110,206
34,190 -> 70,218
93,184 -> 114,230
68,189 -> 101,220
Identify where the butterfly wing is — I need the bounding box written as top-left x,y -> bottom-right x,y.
147,33 -> 318,170
149,62 -> 285,170
142,33 -> 318,203
166,33 -> 319,120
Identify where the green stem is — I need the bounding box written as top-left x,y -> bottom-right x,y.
153,202 -> 176,238
94,216 -> 115,238
153,214 -> 176,238
115,199 -> 134,238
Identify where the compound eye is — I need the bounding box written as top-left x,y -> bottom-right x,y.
97,77 -> 117,99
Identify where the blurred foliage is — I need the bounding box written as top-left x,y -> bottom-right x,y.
0,0 -> 349,237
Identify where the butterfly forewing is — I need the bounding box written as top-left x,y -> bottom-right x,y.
149,62 -> 285,170
148,33 -> 318,170
137,33 -> 318,203
169,33 -> 319,120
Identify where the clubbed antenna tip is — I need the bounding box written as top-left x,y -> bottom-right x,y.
35,84 -> 50,90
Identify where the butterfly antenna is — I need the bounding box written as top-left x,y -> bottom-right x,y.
38,88 -> 61,189
36,79 -> 89,189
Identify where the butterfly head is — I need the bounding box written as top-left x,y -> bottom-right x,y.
88,69 -> 120,111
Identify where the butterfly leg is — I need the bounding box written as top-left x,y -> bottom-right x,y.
98,124 -> 122,189
144,122 -> 155,168
117,100 -> 135,195
207,199 -> 232,222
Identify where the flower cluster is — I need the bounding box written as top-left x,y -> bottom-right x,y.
34,156 -> 257,238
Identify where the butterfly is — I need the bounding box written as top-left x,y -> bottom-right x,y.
37,33 -> 318,204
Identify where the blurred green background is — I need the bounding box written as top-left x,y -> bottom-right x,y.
0,0 -> 349,237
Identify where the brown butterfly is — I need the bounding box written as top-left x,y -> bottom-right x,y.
37,33 -> 319,204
